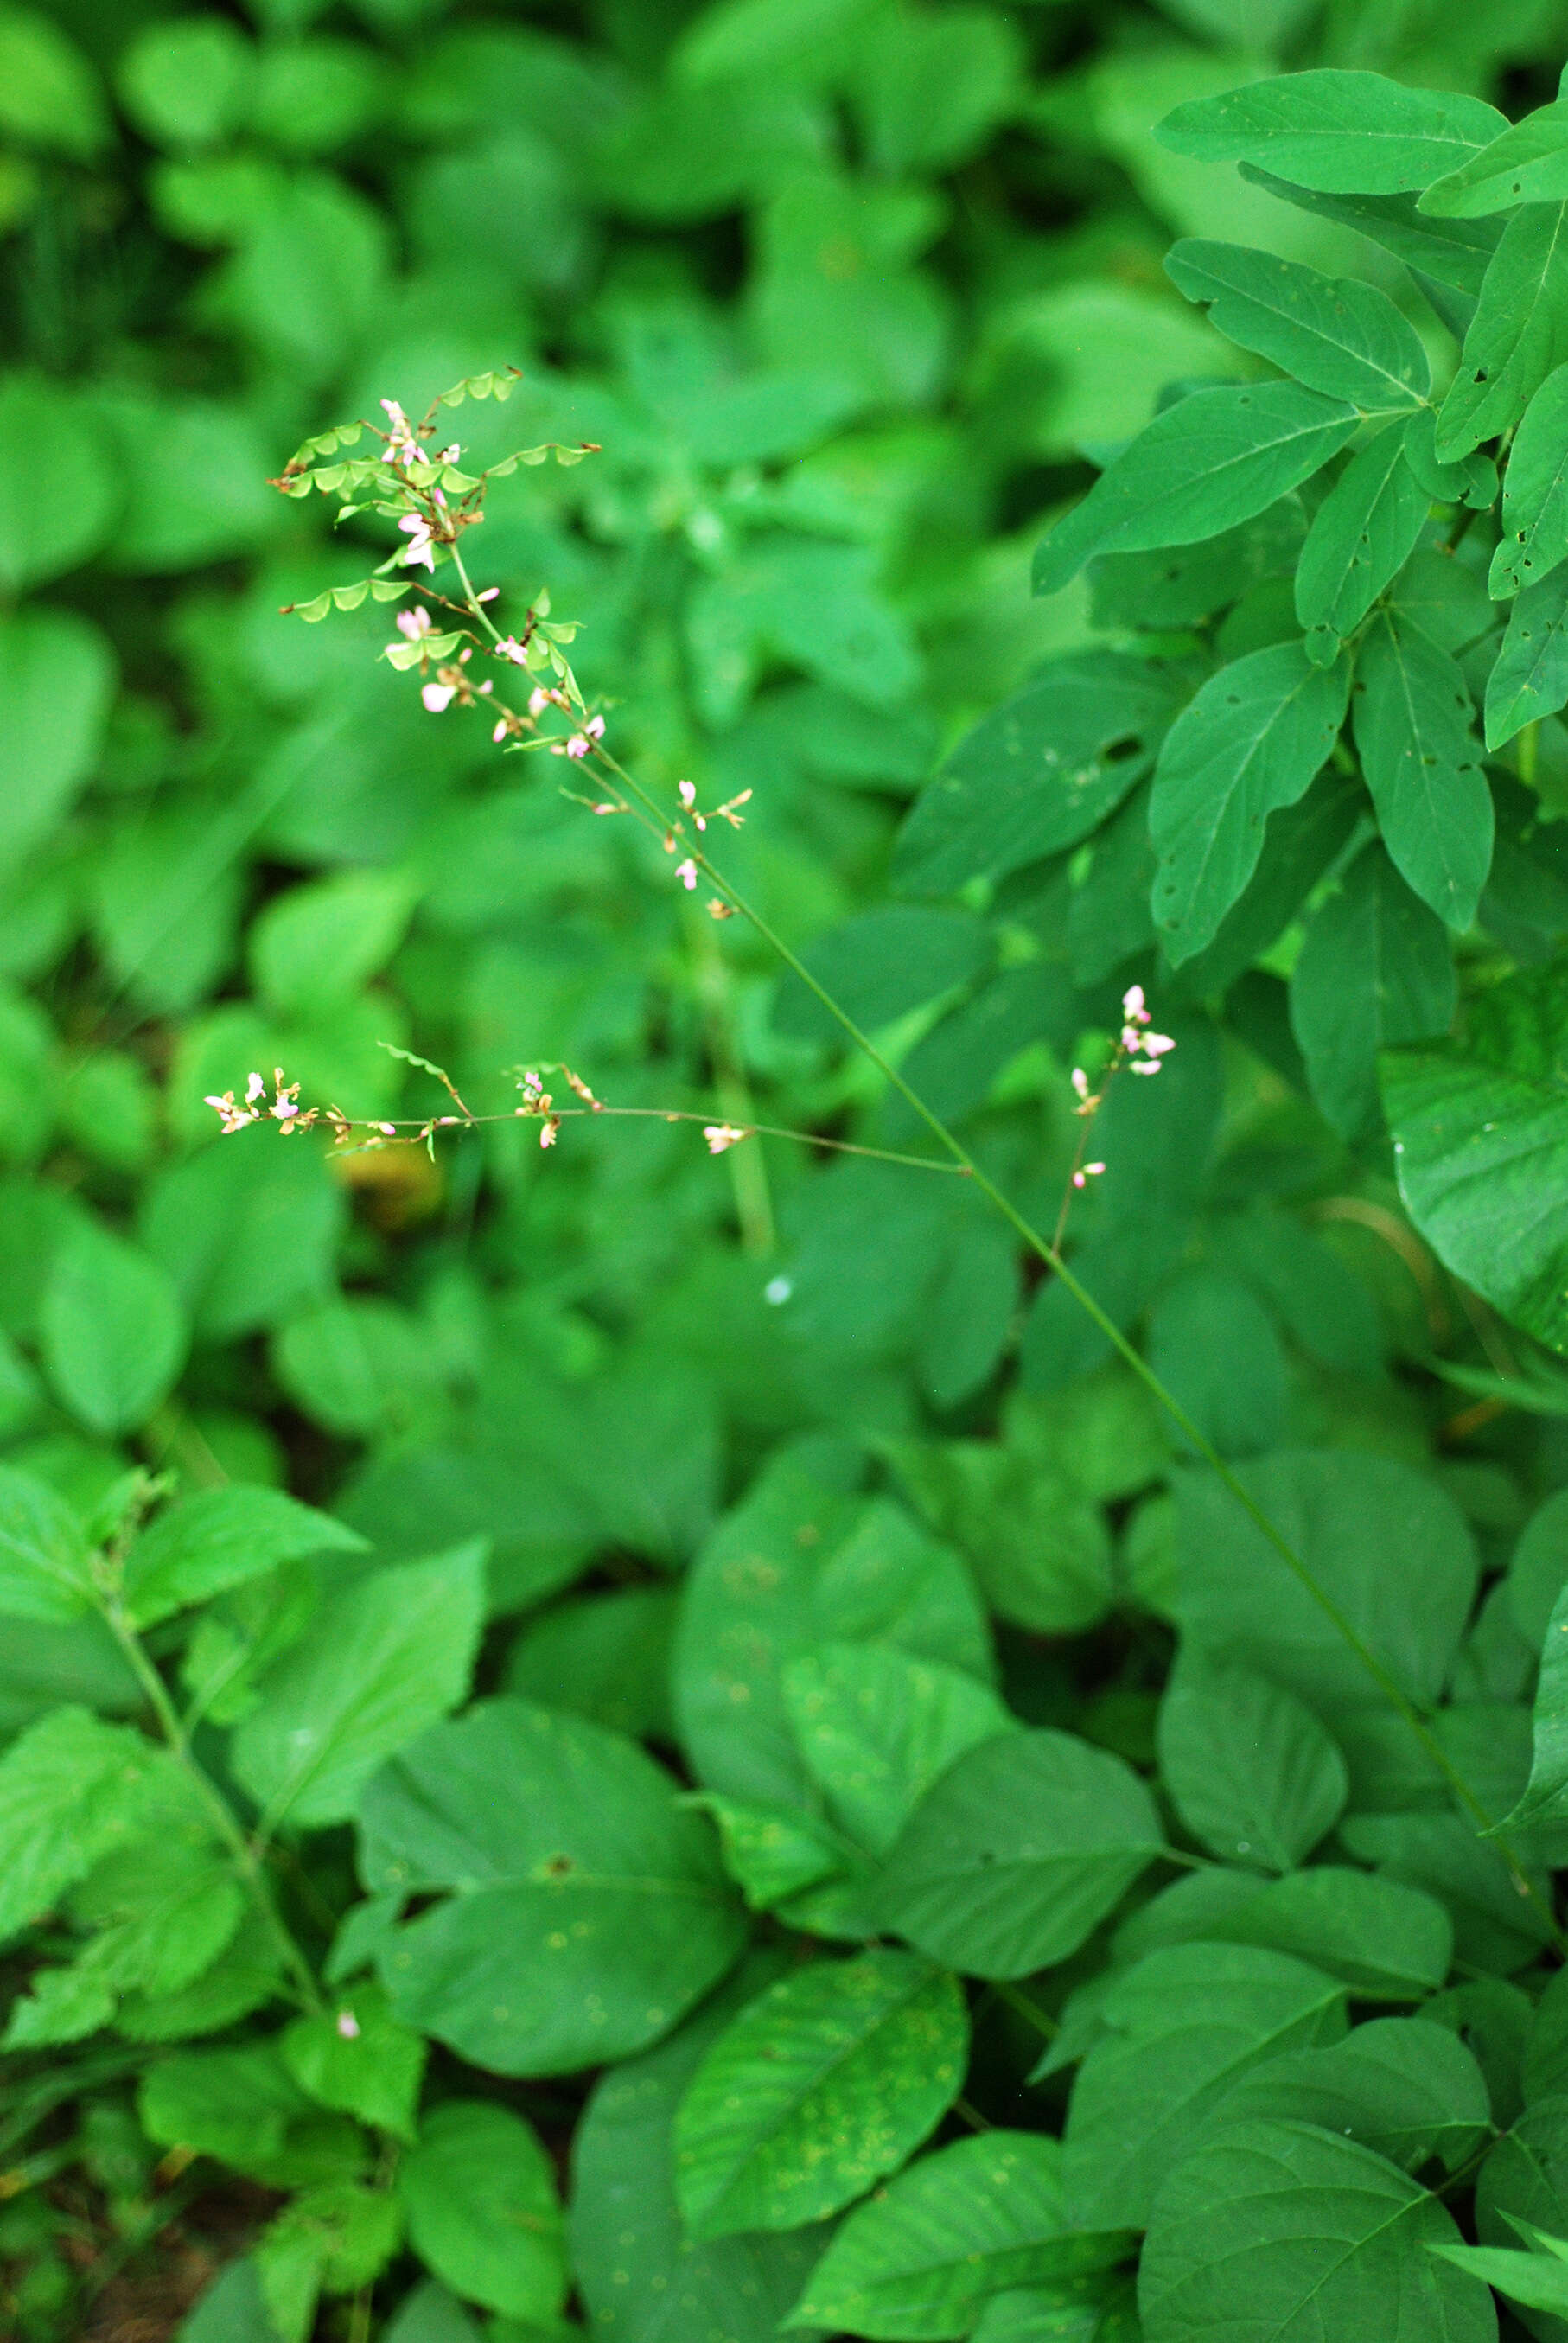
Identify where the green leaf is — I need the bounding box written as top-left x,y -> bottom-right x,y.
249,871 -> 417,1018
782,1640 -> 1013,1855
0,7 -> 109,157
1216,2018 -> 1493,2174
1155,72 -> 1507,193
1495,1580 -> 1568,1842
1185,1867 -> 1454,1999
786,2132 -> 1132,2340
399,2101 -> 565,2322
360,1698 -> 746,2076
504,1585 -> 678,1743
0,380 -> 117,591
179,2258 -> 283,2343
876,1730 -> 1164,1978
675,1455 -> 991,1811
1145,1267 -> 1288,1459
124,1486 -> 367,1631
971,2284 -> 1138,2342
281,1984 -> 426,2142
1353,612 -> 1492,929
1435,202 -> 1568,461
1290,842 -> 1456,1139
1512,1491 -> 1568,1650
229,1545 -> 484,1831
1293,420 -> 1431,643
1138,2119 -> 1497,2341
1384,1039 -> 1568,1356
0,1707 -> 156,1940
41,1216 -> 188,1439
1237,166 -> 1502,296
1404,410 -> 1499,509
1164,240 -> 1430,411
0,1464 -> 93,1623
1157,1654 -> 1348,1870
1150,640 -> 1348,963
895,653 -> 1179,896
137,2040 -> 346,2184
1033,385 -> 1358,597
1489,365 -> 1568,597
674,1950 -> 967,2238
1172,1447 -> 1479,1712
1486,566 -> 1568,749
1429,2240 -> 1568,2316
0,609 -> 116,870
570,1956 -> 831,2343
1063,1943 -> 1348,2231
1422,99 -> 1568,216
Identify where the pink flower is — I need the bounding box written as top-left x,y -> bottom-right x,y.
496,636 -> 530,666
493,718 -> 508,743
1071,1067 -> 1091,1102
527,686 -> 549,716
674,858 -> 698,890
335,2009 -> 360,2040
1122,984 -> 1149,1026
398,515 -> 435,571
704,1124 -> 749,1154
396,606 -> 433,642
422,681 -> 456,712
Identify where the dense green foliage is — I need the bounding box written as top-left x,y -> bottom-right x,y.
19,1 -> 1568,2340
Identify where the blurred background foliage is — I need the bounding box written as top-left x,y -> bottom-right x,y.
8,0 -> 1568,2330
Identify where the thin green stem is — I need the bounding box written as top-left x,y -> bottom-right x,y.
449,541 -> 504,647
993,1981 -> 1059,2043
100,1602 -> 325,2014
590,747 -> 1556,1937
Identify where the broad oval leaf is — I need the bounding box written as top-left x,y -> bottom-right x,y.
1172,1446 -> 1480,1712
1214,2017 -> 1492,2175
875,1729 -> 1164,1978
360,1698 -> 747,2076
1138,2118 -> 1498,2342
781,1640 -> 1014,1856
786,2131 -> 1132,2340
1156,1655 -> 1348,1871
1063,1942 -> 1348,2231
1032,384 -> 1358,598
1290,841 -> 1455,1139
673,1950 -> 967,2239
399,2100 -> 566,2321
1155,71 -> 1507,194
41,1217 -> 188,1438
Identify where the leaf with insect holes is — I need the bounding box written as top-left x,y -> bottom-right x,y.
1154,71 -> 1507,193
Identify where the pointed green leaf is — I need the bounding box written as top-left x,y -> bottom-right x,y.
786,2132 -> 1131,2340
1238,167 -> 1502,295
0,1707 -> 158,1941
1033,386 -> 1358,597
1290,842 -> 1455,1138
1491,363 -> 1568,599
1150,640 -> 1349,962
1063,1944 -> 1348,2231
230,1545 -> 484,1830
0,1465 -> 94,1624
1436,202 -> 1568,460
896,654 -> 1180,893
1422,99 -> 1568,217
1294,419 -> 1431,642
674,1951 -> 967,2239
1155,72 -> 1507,194
1139,2119 -> 1498,2342
1157,1655 -> 1348,1871
1429,2240 -> 1568,2315
281,1984 -> 426,2142
1164,240 -> 1429,411
1354,612 -> 1492,928
124,1486 -> 367,1630
1497,1580 -> 1568,1841
876,1730 -> 1164,1978
1487,566 -> 1568,748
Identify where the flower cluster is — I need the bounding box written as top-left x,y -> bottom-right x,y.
204,1069 -> 317,1137
1119,984 -> 1176,1073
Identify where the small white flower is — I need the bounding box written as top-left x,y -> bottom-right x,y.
422,681 -> 456,712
